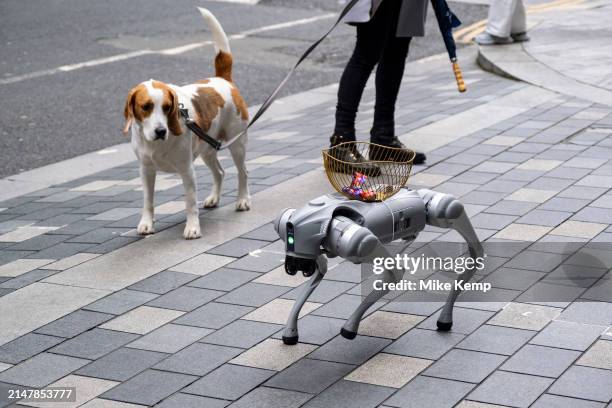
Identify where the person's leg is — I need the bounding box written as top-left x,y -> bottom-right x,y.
333,19 -> 385,141
510,0 -> 529,41
370,36 -> 411,140
486,0 -> 518,38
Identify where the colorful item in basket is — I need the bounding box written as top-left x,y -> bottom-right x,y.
341,172 -> 377,201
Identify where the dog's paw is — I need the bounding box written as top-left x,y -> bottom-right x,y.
183,221 -> 202,240
137,219 -> 155,235
203,194 -> 220,208
235,197 -> 251,211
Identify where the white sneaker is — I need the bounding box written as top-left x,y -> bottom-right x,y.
475,32 -> 514,45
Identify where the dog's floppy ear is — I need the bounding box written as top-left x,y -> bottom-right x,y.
167,88 -> 183,136
123,86 -> 138,135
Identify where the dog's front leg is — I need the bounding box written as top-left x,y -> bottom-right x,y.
137,164 -> 156,235
181,166 -> 202,240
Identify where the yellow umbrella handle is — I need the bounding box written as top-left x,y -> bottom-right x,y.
452,61 -> 466,93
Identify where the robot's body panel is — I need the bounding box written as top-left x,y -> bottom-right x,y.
274,187 -> 484,344
279,189 -> 426,260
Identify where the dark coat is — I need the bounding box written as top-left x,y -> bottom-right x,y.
343,0 -> 429,37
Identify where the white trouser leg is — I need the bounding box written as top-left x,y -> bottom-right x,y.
486,0 -> 519,38
511,0 -> 527,34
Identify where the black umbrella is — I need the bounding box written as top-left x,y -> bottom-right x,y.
431,0 -> 467,92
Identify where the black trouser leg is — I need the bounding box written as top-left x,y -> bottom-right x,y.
371,37 -> 411,140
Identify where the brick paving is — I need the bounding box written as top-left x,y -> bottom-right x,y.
0,48 -> 611,407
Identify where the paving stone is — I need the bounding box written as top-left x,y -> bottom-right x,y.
489,302 -> 562,331
551,220 -> 608,239
518,159 -> 562,171
468,371 -> 553,408
304,380 -> 393,408
50,328 -> 138,360
156,393 -> 229,408
311,294 -> 384,320
253,265 -> 309,288
24,374 -> 118,408
457,325 -> 535,356
506,188 -> 557,203
0,363 -> 10,373
127,271 -> 198,295
154,342 -> 243,376
0,269 -> 58,290
532,394 -> 606,408
230,386 -> 312,408
357,311 -> 423,339
530,320 -> 605,351
455,401 -> 509,408
100,306 -> 183,335
0,353 -> 89,388
200,319 -> 281,349
0,333 -> 64,364
557,302 -> 612,326
518,209 -> 572,227
225,251 -> 285,273
424,349 -> 505,383
216,283 -> 289,307
241,223 -> 278,241
188,268 -> 260,291
0,259 -> 55,278
385,376 -> 474,408
206,238 -> 269,258
282,280 -> 354,304
169,253 -> 236,276
100,369 -> 196,406
384,328 -> 464,360
485,267 -> 545,291
310,335 -> 391,366
501,344 -> 580,378
417,307 -> 494,335
41,253 -> 99,271
577,340 -> 612,370
8,234 -> 71,252
543,263 -> 608,288
242,298 -> 321,325
83,290 -> 158,315
76,347 -> 168,381
183,364 -> 273,401
485,200 -> 538,216
28,242 -> 94,259
175,302 -> 254,329
146,286 -> 223,312
86,208 -> 140,222
347,353 -> 431,388
548,366 -> 612,403
127,324 -> 212,354
494,224 -> 552,241
230,338 -> 316,371
266,358 -> 355,394
35,310 -> 113,338
48,221 -> 110,236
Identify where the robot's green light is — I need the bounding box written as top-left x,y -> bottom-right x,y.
288,236 -> 295,245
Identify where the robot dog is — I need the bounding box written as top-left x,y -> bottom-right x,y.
274,187 -> 484,345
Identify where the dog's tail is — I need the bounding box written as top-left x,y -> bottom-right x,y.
197,7 -> 233,82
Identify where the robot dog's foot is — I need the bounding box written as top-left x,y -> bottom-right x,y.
436,321 -> 453,332
282,335 -> 299,345
340,328 -> 357,340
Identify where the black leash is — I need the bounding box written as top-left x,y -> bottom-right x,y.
181,0 -> 361,151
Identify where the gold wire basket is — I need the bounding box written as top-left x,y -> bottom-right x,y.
323,141 -> 415,202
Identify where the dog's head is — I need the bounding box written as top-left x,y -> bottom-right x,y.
123,80 -> 182,141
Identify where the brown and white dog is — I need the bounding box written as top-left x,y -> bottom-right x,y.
123,8 -> 250,240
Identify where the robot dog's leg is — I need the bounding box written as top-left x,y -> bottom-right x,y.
341,243 -> 407,339
418,190 -> 484,331
282,255 -> 327,345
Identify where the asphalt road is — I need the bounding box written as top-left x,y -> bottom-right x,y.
0,0 -> 487,178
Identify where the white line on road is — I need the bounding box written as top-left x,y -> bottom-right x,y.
0,13 -> 336,86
